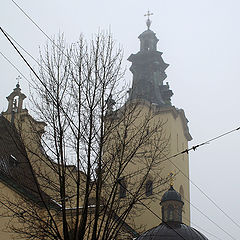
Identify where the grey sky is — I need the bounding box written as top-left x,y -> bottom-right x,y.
1,0 -> 240,239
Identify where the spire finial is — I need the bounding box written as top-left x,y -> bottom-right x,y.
144,10 -> 153,30
16,75 -> 21,88
168,172 -> 175,187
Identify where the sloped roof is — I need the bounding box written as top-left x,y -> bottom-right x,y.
0,115 -> 59,209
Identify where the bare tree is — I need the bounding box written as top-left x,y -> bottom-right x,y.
0,32 -> 170,240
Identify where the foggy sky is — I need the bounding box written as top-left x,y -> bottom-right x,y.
1,1 -> 240,239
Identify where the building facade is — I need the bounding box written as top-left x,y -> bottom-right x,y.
0,19 -> 192,239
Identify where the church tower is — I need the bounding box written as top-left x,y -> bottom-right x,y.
4,82 -> 27,124
2,82 -> 46,168
123,13 -> 192,231
127,13 -> 173,106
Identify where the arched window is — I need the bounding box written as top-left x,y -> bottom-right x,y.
167,205 -> 174,221
145,180 -> 153,197
119,178 -> 127,198
13,96 -> 19,111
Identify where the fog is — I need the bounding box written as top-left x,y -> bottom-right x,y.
1,1 -> 240,239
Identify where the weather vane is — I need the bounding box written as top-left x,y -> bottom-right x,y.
144,10 -> 153,30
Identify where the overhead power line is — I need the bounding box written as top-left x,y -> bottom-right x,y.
124,126 -> 240,180
184,218 -> 224,240
0,27 -> 43,86
0,27 -> 45,69
112,126 -> 240,235
0,51 -> 28,82
184,193 -> 237,240
165,148 -> 240,231
0,30 -> 223,240
133,171 -> 238,240
143,127 -> 240,232
101,122 -> 240,233
1,18 -> 239,239
11,0 -> 80,68
115,169 -> 236,240
11,0 -> 60,49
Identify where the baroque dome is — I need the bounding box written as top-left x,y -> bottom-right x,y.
136,185 -> 209,240
137,222 -> 208,240
161,185 -> 183,203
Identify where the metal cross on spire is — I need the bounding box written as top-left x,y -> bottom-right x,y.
16,75 -> 21,88
144,10 -> 153,30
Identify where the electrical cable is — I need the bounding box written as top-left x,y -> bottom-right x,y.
128,173 -> 238,240
165,149 -> 240,232
123,126 -> 240,180
10,0 -> 240,185
184,196 -> 237,240
116,126 -> 240,232
1,23 -> 239,240
11,0 -> 53,43
174,202 -> 226,240
8,2 -> 240,227
111,167 -> 237,240
0,27 -> 47,70
184,218 -> 224,240
0,50 -> 29,83
129,141 -> 240,237
11,0 -> 82,68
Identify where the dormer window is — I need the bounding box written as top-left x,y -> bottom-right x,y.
0,156 -> 9,173
0,155 -> 19,174
9,155 -> 18,167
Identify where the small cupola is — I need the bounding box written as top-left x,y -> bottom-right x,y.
5,82 -> 26,114
160,184 -> 184,223
139,30 -> 158,52
139,11 -> 159,52
137,182 -> 208,239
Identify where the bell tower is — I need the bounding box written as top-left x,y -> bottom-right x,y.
4,79 -> 27,124
127,12 -> 173,106
3,80 -> 46,148
121,13 -> 192,231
